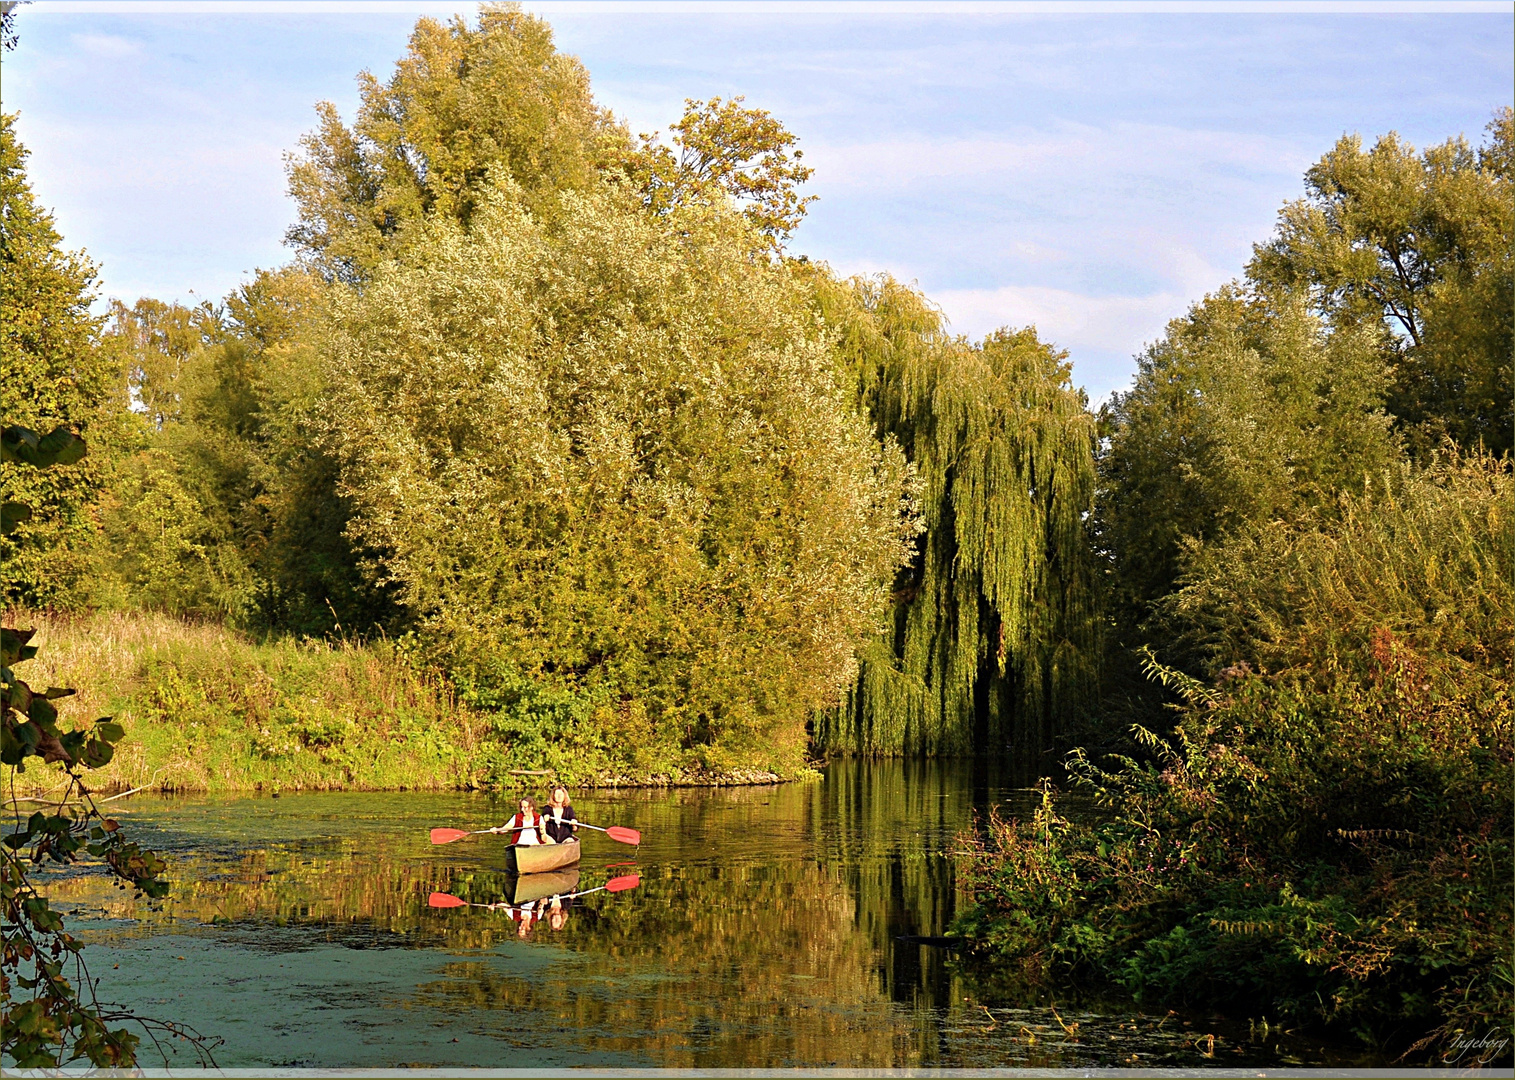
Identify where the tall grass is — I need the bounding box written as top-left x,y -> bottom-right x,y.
1,611 -> 493,795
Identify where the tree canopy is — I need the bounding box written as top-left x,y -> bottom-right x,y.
1096,287 -> 1400,623
0,113 -> 125,608
813,276 -> 1101,758
285,3 -> 622,282
1248,110 -> 1514,457
323,181 -> 916,773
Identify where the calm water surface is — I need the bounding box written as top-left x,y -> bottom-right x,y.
34,759 -> 1376,1069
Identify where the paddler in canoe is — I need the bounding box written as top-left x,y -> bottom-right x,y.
492,794 -> 582,874
428,787 -> 638,866
543,785 -> 579,845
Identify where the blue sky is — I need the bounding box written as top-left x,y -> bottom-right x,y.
4,2 -> 1511,399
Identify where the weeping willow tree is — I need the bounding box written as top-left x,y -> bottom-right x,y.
811,274 -> 1101,759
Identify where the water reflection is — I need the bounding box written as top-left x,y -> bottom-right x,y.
29,759 -> 1373,1068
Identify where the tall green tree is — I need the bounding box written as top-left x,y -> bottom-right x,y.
1248,111 -> 1514,457
286,5 -> 819,281
95,272 -> 387,633
0,114 -> 125,608
285,2 -> 624,283
812,276 -> 1101,759
322,181 -> 916,773
1096,287 -> 1399,631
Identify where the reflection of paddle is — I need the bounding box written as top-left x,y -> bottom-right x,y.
428,874 -> 640,910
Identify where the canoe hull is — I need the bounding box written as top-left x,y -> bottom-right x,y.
505,840 -> 581,875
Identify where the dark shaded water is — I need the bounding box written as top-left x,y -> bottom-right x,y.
31,759 -> 1377,1068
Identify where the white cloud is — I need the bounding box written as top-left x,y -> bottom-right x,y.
929,261 -> 1237,401
70,32 -> 142,57
935,282 -> 1186,351
805,122 -> 1313,193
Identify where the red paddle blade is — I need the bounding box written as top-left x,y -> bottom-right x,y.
430,828 -> 470,845
606,826 -> 641,846
605,875 -> 641,892
428,892 -> 467,908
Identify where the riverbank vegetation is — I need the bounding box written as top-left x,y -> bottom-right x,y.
951,114 -> 1513,1061
2,1 -> 1510,1061
5,611 -> 485,794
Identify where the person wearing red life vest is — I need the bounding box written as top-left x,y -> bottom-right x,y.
493,796 -> 549,845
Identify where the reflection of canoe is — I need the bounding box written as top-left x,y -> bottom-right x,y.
505,840 -> 581,875
507,867 -> 580,905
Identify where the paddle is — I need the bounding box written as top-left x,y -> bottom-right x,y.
429,822 -> 641,846
566,822 -> 641,846
428,874 -> 640,910
430,826 -> 515,844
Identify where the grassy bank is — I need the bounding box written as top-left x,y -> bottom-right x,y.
1,612 -> 800,796
2,611 -> 491,795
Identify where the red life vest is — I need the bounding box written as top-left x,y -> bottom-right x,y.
507,811 -> 544,845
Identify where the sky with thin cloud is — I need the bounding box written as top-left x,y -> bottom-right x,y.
3,2 -> 1510,399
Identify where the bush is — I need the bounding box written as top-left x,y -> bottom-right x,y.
954,454 -> 1513,1061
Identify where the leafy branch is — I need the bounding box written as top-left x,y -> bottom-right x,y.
2,423 -> 220,1068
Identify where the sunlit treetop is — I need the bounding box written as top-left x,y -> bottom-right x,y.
285,3 -> 819,282
1247,108 -> 1513,456
617,95 -> 817,246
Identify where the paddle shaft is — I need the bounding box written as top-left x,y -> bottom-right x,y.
430,820 -> 639,846
554,820 -> 642,845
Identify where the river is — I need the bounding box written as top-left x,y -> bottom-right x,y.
30,758 -> 1376,1069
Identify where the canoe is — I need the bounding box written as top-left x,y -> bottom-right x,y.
505,839 -> 581,875
507,866 -> 580,905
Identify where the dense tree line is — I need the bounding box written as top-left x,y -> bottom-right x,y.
3,6 -> 1510,782
957,111 -> 1512,1061
2,6 -> 1107,774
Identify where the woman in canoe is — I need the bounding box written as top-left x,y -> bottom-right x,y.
494,796 -> 549,845
543,785 -> 578,846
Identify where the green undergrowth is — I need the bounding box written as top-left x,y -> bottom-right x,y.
1,612 -> 489,794
0,612 -> 804,796
951,456 -> 1514,1063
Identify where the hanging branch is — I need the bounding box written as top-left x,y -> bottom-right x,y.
3,423 -> 221,1068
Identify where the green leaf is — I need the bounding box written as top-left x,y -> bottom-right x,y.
2,626 -> 37,667
8,680 -> 33,713
2,500 -> 33,535
95,720 -> 125,743
80,739 -> 114,769
36,426 -> 87,466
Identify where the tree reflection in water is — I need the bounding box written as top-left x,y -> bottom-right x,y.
30,759 -> 1367,1068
